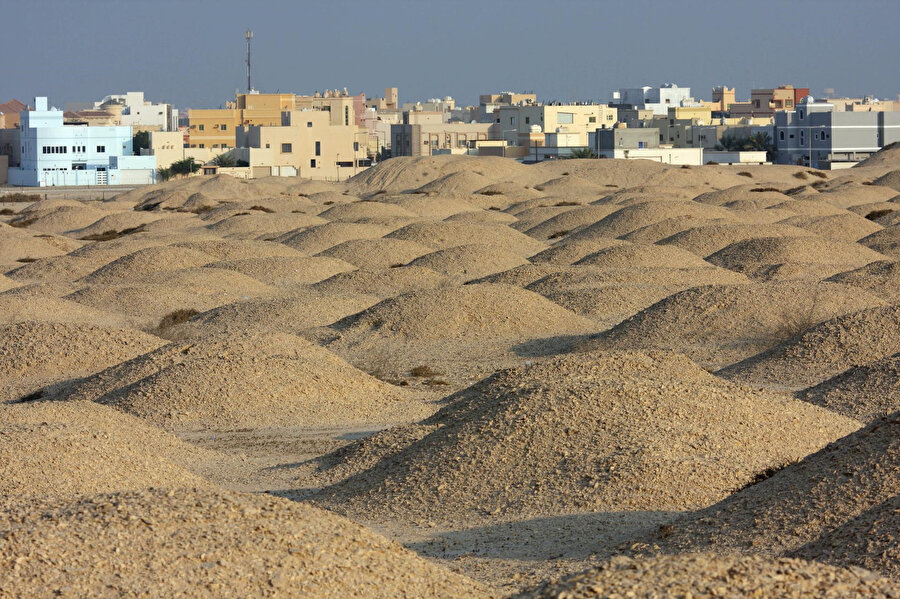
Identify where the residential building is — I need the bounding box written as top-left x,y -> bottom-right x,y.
402,97 -> 456,121
775,97 -> 900,168
234,109 -> 370,181
365,87 -> 399,111
94,92 -> 178,131
391,121 -> 498,157
702,86 -> 737,113
6,97 -> 156,186
188,92 -> 295,149
611,84 -> 698,115
477,92 -> 537,123
497,103 -> 617,147
729,85 -> 810,117
0,99 -> 26,129
145,131 -> 218,169
591,127 -> 660,153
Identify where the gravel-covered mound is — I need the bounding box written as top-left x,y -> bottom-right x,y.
311,351 -> 856,524
574,243 -> 714,269
827,259 -> 900,302
81,244 -> 214,283
515,554 -> 897,598
386,221 -> 547,255
0,401 -> 218,500
312,265 -> 449,297
276,222 -> 394,254
206,255 -> 357,286
720,305 -> 900,388
581,281 -> 882,369
779,212 -> 883,242
331,283 -> 594,343
405,243 -> 529,280
659,222 -> 814,257
316,237 -> 433,269
317,199 -> 417,222
52,332 -> 428,431
859,224 -> 900,258
643,414 -> 896,563
0,488 -> 490,599
795,353 -> 900,422
789,495 -> 900,580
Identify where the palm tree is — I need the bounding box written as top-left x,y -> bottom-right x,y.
567,148 -> 597,159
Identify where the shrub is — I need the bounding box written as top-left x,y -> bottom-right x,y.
479,190 -> 504,196
79,224 -> 147,241
249,205 -> 275,213
0,192 -> 42,202
806,170 -> 827,179
16,257 -> 38,263
792,171 -> 809,180
0,208 -> 16,215
750,187 -> 781,193
410,365 -> 441,378
866,209 -> 895,221
423,379 -> 449,387
737,171 -> 753,177
156,309 -> 200,331
555,201 -> 581,207
9,217 -> 38,228
548,230 -> 571,239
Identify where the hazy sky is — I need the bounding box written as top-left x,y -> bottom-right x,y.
4,0 -> 899,110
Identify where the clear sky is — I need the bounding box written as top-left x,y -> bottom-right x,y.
4,0 -> 899,110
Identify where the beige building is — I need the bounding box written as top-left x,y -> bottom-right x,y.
497,104 -> 617,146
0,154 -> 8,184
391,121 -> 498,157
147,131 -> 219,169
188,93 -> 295,150
235,109 -> 369,181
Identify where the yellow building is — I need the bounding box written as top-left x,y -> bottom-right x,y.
235,109 -> 369,181
497,104 -> 617,146
148,131 -> 218,169
188,93 -> 295,150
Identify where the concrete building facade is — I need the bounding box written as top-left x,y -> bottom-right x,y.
94,92 -> 178,132
7,97 -> 156,186
497,104 -> 617,147
612,84 -> 697,115
391,121 -> 497,157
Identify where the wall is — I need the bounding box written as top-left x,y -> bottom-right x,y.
599,147 -> 703,165
149,131 -> 217,169
0,155 -> 7,184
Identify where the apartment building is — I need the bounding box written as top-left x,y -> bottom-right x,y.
6,97 -> 156,186
94,92 -> 178,132
611,84 -> 697,115
391,120 -> 497,157
188,92 -> 295,149
774,97 -> 900,168
497,104 -> 617,147
234,109 -> 369,181
729,85 -> 810,117
477,92 -> 537,123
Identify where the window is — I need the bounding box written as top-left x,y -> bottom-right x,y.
265,143 -> 270,149
307,121 -> 312,128
799,110 -> 804,120
198,124 -> 205,131
353,141 -> 359,151
281,143 -> 292,153
344,106 -> 349,126
314,141 -> 320,156
96,145 -> 106,153
310,159 -> 316,168
588,116 -> 596,123
525,116 -> 531,125
213,144 -> 219,148
510,117 -> 516,125
607,114 -> 614,120
558,112 -> 574,124
199,144 -> 205,148
779,131 -> 785,141
221,124 -> 227,131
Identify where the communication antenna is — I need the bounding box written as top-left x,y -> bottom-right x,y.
245,29 -> 253,93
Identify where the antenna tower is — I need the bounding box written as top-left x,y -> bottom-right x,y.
245,29 -> 253,92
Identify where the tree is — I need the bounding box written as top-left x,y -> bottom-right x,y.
156,167 -> 173,182
717,132 -> 776,161
170,157 -> 200,177
133,131 -> 150,155
211,152 -> 237,167
567,148 -> 598,159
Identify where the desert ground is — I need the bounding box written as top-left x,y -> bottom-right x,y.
2,149 -> 899,597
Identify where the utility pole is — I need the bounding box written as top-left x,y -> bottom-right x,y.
245,29 -> 253,93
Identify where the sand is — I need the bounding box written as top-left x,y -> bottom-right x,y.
4,157 -> 900,594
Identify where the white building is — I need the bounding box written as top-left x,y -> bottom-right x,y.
612,83 -> 698,116
95,91 -> 178,131
8,97 -> 157,186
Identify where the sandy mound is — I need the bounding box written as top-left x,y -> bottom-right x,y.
0,401 -> 217,500
317,200 -> 417,223
405,244 -> 529,280
565,200 -> 736,241
311,351 -> 856,524
82,244 -> 214,283
276,222 -> 394,255
819,183 -> 900,209
530,239 -> 628,265
516,554 -> 897,598
0,321 -> 164,399
659,222 -> 814,257
386,221 -> 547,256
507,205 -> 578,234
645,414 -> 896,569
706,236 -> 886,280
170,238 -> 301,260
204,211 -> 326,239
522,205 -> 620,240
779,212 -> 883,242
169,292 -> 380,339
331,283 -> 594,344
0,225 -> 71,264
0,294 -> 137,329
859,224 -> 900,258
313,265 -> 449,297
0,488 -> 489,599
207,255 -> 356,286
854,142 -> 900,168
795,353 -> 900,422
618,215 -> 727,244
472,263 -> 565,288
6,253 -> 115,283
828,259 -> 900,302
720,305 -> 900,388
9,204 -> 109,234
381,193 -> 481,219
872,169 -> 900,191
53,331 -> 428,431
789,495 -> 899,580
316,237 -> 433,269
346,154 -> 526,195
583,282 -> 883,369
574,243 -> 715,269
443,207 -> 518,225
72,211 -> 163,239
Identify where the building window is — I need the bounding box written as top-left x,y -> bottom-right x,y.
558,112 -> 574,124
96,145 -> 105,153
344,106 -> 349,126
315,141 -> 320,156
510,117 -> 516,125
307,122 -> 312,128
199,144 -> 205,148
310,159 -> 316,168
588,116 -> 596,123
799,110 -> 804,120
282,143 -> 292,153
265,143 -> 270,149
221,124 -> 227,131
353,141 -> 359,151
779,131 -> 785,141
198,124 -> 205,131
525,117 -> 530,124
